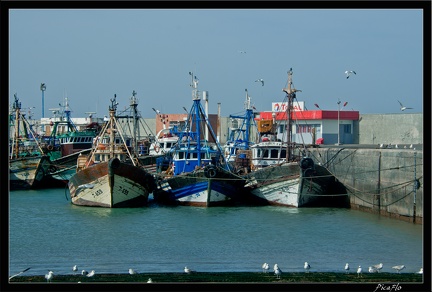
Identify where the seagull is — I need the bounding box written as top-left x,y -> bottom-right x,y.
368,266 -> 378,273
274,264 -> 282,279
345,70 -> 356,79
9,267 -> 31,280
81,270 -> 88,276
372,263 -> 383,273
262,262 -> 269,273
45,270 -> 54,283
129,268 -> 137,275
392,265 -> 405,273
417,268 -> 423,274
184,266 -> 195,274
147,278 -> 153,283
255,79 -> 264,86
344,263 -> 350,274
73,265 -> 78,273
238,50 -> 246,54
357,266 -> 362,277
86,270 -> 95,277
398,100 -> 413,111
304,262 -> 311,273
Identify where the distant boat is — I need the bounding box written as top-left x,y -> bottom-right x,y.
241,69 -> 349,207
9,94 -> 56,190
223,89 -> 258,165
67,94 -> 156,208
152,72 -> 247,207
41,97 -> 101,186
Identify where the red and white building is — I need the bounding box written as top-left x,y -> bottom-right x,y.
256,101 -> 360,145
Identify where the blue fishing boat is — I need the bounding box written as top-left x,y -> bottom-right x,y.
153,72 -> 247,207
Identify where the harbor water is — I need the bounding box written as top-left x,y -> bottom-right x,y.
9,188 -> 423,277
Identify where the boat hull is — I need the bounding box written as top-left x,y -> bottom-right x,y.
154,168 -> 247,207
68,158 -> 154,208
9,155 -> 53,190
245,162 -> 349,208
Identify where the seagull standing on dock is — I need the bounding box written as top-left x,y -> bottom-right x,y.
45,270 -> 54,283
9,267 -> 31,280
304,262 -> 311,273
392,265 -> 405,273
184,266 -> 195,274
129,268 -> 137,275
398,100 -> 413,111
368,266 -> 378,273
255,79 -> 264,86
73,265 -> 78,273
372,263 -> 383,273
357,266 -> 362,277
417,268 -> 423,274
262,262 -> 269,273
345,70 -> 356,79
274,264 -> 282,279
344,263 -> 350,274
87,270 -> 95,277
147,278 -> 153,283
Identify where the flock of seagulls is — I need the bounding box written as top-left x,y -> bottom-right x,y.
260,262 -> 422,279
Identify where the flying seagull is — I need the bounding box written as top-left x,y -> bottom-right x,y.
255,79 -> 264,86
345,70 -> 356,79
398,100 -> 413,111
86,270 -> 95,277
9,267 -> 31,280
238,50 -> 246,54
262,262 -> 269,273
73,265 -> 78,273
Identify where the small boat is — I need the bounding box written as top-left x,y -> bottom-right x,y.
67,94 -> 156,208
153,72 -> 247,207
9,94 -> 56,190
241,69 -> 349,207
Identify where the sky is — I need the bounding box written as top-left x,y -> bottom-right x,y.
7,6 -> 426,121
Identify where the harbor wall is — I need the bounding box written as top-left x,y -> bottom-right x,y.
308,148 -> 424,224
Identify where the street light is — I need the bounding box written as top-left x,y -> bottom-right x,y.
337,99 -> 348,145
40,83 -> 46,118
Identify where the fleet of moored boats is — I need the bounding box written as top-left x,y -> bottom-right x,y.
9,69 -> 349,209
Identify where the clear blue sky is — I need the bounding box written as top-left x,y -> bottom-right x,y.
8,7 -> 425,120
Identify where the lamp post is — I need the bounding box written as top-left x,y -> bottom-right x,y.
40,83 -> 46,118
337,99 -> 348,145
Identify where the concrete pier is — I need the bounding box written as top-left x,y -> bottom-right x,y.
308,147 -> 423,224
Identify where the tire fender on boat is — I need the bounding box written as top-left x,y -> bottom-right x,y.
109,157 -> 121,169
204,165 -> 217,178
300,157 -> 314,170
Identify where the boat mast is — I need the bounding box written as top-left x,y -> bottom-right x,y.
189,71 -> 201,166
282,68 -> 301,161
12,94 -> 21,159
108,94 -> 118,158
130,90 -> 139,151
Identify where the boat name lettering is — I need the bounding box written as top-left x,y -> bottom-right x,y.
119,186 -> 129,196
91,189 -> 103,197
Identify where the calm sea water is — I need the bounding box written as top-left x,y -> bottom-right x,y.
9,188 -> 423,277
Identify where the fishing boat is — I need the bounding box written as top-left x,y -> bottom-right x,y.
41,98 -> 101,186
241,68 -> 349,207
223,89 -> 258,164
67,94 -> 156,208
9,94 -> 57,190
152,72 -> 247,207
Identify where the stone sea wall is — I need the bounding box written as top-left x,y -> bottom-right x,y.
308,148 -> 423,224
